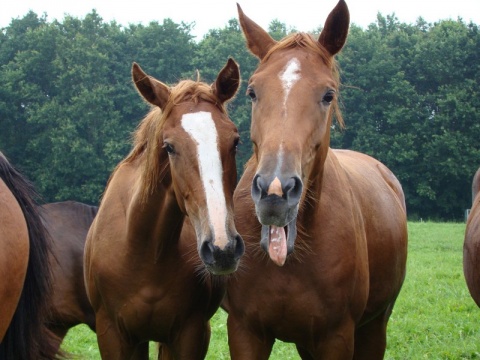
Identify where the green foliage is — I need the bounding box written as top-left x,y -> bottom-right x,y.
0,11 -> 479,219
0,11 -> 197,204
336,18 -> 480,220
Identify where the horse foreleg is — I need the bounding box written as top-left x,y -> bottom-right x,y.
130,342 -> 149,360
306,319 -> 356,360
227,314 -> 274,360
157,342 -> 174,360
162,317 -> 210,360
295,345 -> 314,360
353,306 -> 392,360
95,310 -> 144,360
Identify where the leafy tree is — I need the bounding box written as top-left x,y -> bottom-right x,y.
336,17 -> 480,219
193,18 -> 260,175
0,12 -> 52,164
0,11 -> 478,219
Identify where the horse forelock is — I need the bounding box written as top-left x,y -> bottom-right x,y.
115,79 -> 228,202
262,33 -> 344,129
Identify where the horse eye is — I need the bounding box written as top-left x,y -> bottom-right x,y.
233,137 -> 240,153
322,91 -> 335,104
246,86 -> 257,102
163,142 -> 175,155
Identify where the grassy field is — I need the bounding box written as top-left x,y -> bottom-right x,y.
62,222 -> 480,359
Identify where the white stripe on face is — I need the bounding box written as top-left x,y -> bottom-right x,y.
275,59 -> 300,169
279,58 -> 301,109
181,111 -> 229,249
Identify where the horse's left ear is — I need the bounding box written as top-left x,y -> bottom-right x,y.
132,62 -> 170,109
318,0 -> 350,56
213,58 -> 241,103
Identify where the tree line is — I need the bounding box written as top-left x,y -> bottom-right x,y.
0,10 -> 479,220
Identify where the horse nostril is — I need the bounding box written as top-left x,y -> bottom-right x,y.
234,234 -> 245,260
252,174 -> 268,201
200,240 -> 215,265
284,176 -> 303,206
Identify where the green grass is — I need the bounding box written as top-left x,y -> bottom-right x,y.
62,222 -> 480,359
384,222 -> 480,359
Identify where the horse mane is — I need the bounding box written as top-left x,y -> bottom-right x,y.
0,153 -> 59,359
263,32 -> 344,129
110,79 -> 228,203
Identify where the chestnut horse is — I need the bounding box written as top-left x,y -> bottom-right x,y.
0,152 -> 57,359
40,201 -> 97,350
464,168 -> 480,307
84,58 -> 244,359
223,1 -> 408,359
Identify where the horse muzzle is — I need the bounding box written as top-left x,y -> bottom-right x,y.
251,173 -> 302,266
199,234 -> 244,275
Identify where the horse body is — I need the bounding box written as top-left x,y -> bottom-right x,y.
84,58 -> 243,359
224,2 -> 407,359
0,175 -> 29,341
227,150 -> 407,358
0,152 -> 58,359
464,168 -> 480,307
40,201 -> 97,348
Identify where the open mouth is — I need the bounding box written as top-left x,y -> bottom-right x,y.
261,220 -> 297,266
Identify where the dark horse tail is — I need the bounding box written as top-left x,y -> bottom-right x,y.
0,154 -> 58,360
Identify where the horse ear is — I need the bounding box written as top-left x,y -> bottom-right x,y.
213,58 -> 241,103
237,3 -> 276,60
131,62 -> 170,109
318,0 -> 350,56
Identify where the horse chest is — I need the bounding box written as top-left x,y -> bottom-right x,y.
240,262 -> 354,317
115,279 -> 210,340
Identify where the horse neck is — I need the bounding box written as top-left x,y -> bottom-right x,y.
299,143 -> 331,218
126,157 -> 185,262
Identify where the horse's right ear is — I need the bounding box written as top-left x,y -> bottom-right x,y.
237,3 -> 276,60
132,62 -> 170,109
213,58 -> 241,103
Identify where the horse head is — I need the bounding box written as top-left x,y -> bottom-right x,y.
131,58 -> 244,275
237,0 -> 349,265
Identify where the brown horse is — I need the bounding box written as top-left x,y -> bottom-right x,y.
40,201 -> 97,350
464,168 -> 480,307
223,1 -> 408,359
84,58 -> 244,359
0,152 -> 58,359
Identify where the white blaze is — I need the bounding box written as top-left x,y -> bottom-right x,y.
181,111 -> 228,249
279,58 -> 301,109
277,58 -> 301,167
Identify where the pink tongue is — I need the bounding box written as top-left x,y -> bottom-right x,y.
268,226 -> 288,266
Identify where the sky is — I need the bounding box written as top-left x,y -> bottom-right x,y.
1,0 -> 479,39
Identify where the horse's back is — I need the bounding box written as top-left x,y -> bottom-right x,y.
0,178 -> 29,340
41,201 -> 98,336
333,149 -> 408,319
464,168 -> 480,307
333,149 -> 406,213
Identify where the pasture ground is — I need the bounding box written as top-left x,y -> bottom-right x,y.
62,222 -> 480,359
